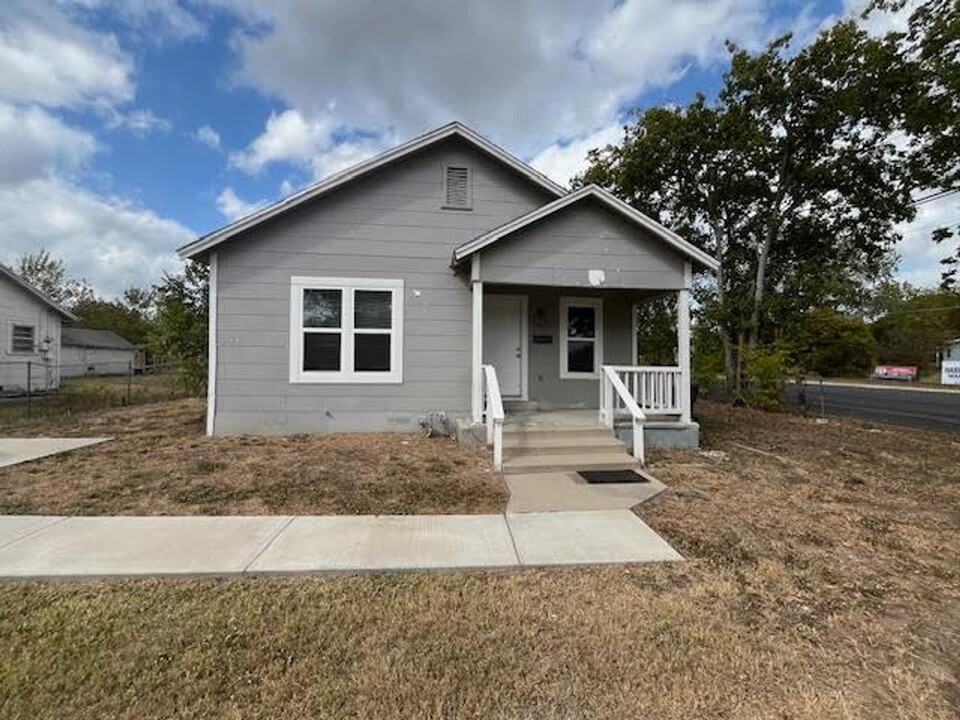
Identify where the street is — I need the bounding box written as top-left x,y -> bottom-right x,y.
785,381 -> 960,432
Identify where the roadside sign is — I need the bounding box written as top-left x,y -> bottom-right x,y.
872,365 -> 918,382
942,360 -> 960,386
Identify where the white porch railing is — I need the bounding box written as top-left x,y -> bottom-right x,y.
604,365 -> 683,415
481,363 -> 505,470
599,366 -> 646,465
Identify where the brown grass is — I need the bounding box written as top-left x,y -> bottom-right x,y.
637,400 -> 960,719
0,399 -> 506,515
0,401 -> 957,717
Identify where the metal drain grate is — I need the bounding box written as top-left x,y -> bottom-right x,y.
578,470 -> 649,484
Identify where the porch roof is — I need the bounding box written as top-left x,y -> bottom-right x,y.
451,184 -> 720,272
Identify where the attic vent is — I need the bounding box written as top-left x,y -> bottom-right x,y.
444,166 -> 471,209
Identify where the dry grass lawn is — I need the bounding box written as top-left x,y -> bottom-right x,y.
0,399 -> 506,515
0,400 -> 958,717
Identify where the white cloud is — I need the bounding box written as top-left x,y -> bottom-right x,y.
216,186 -> 266,221
895,193 -> 960,288
69,0 -> 207,42
106,108 -> 172,136
229,109 -> 335,174
229,108 -> 389,180
220,0 -> 775,158
0,177 -> 194,297
0,1 -> 134,108
193,124 -> 221,150
530,123 -> 626,186
0,102 -> 97,185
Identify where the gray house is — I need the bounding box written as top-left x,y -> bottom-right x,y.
178,122 -> 718,466
0,265 -> 76,394
60,328 -> 140,377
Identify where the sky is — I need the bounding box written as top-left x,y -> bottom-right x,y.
0,0 -> 955,297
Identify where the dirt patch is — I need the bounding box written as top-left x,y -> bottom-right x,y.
637,400 -> 960,719
0,399 -> 507,515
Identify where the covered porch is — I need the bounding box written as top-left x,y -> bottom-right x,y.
450,184 -> 718,469
470,283 -> 693,424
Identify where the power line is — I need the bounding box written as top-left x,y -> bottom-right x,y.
912,188 -> 960,206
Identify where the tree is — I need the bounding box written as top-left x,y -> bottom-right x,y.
785,308 -> 875,376
870,286 -> 960,370
72,288 -> 155,347
15,249 -> 95,309
581,21 -> 916,394
151,262 -> 208,392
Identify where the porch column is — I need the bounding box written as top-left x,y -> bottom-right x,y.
471,254 -> 483,423
677,262 -> 692,423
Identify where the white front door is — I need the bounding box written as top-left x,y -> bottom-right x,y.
483,294 -> 526,398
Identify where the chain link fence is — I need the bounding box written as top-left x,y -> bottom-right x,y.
0,360 -> 198,424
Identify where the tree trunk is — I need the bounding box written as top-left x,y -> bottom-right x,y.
708,212 -> 736,386
748,150 -> 791,351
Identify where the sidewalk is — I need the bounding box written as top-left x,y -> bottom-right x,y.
0,511 -> 682,579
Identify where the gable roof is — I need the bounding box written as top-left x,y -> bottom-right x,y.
178,121 -> 566,260
0,265 -> 77,321
452,184 -> 720,271
62,327 -> 136,350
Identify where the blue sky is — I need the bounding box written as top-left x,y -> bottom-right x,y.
0,0 -> 954,296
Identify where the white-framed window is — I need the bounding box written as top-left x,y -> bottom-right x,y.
442,165 -> 472,210
559,297 -> 603,379
10,324 -> 35,354
289,277 -> 404,384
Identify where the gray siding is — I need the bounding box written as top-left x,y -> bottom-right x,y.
479,199 -> 686,289
0,276 -> 62,392
214,137 -> 554,435
488,286 -> 640,409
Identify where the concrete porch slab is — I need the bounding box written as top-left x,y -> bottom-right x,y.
0,516 -> 292,578
506,471 -> 665,513
248,515 -> 518,573
0,516 -> 65,549
0,437 -> 111,468
506,510 -> 682,565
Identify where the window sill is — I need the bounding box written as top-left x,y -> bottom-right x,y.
559,372 -> 599,380
290,373 -> 403,384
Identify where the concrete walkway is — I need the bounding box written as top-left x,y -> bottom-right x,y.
0,511 -> 682,579
0,437 -> 110,468
506,470 -> 666,513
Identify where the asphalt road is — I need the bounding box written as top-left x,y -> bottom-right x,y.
785,381 -> 960,433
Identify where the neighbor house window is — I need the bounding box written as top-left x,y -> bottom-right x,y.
289,277 -> 403,383
443,165 -> 472,209
559,297 -> 603,379
10,324 -> 35,354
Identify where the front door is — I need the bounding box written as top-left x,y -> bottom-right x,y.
483,294 -> 526,398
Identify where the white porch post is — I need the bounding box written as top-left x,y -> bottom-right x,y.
677,262 -> 692,423
471,254 -> 483,423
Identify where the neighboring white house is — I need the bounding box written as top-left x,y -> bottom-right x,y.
178,122 -> 719,468
0,265 -> 77,394
60,328 -> 140,377
941,338 -> 960,386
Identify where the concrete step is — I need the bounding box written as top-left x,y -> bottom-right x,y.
502,432 -> 624,450
503,450 -> 639,475
503,423 -> 608,436
504,442 -> 628,461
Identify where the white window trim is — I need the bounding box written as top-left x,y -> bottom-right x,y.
441,164 -> 473,210
289,276 -> 404,384
559,297 -> 603,380
9,323 -> 36,355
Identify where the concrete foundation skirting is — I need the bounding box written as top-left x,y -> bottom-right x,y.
455,418 -> 486,447
615,422 -> 700,449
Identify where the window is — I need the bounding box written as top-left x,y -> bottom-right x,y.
10,324 -> 35,354
443,165 -> 472,209
559,297 -> 603,379
290,277 -> 403,383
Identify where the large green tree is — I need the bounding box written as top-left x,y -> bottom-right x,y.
14,250 -> 95,309
582,21 -> 916,392
151,262 -> 209,392
873,0 -> 960,287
